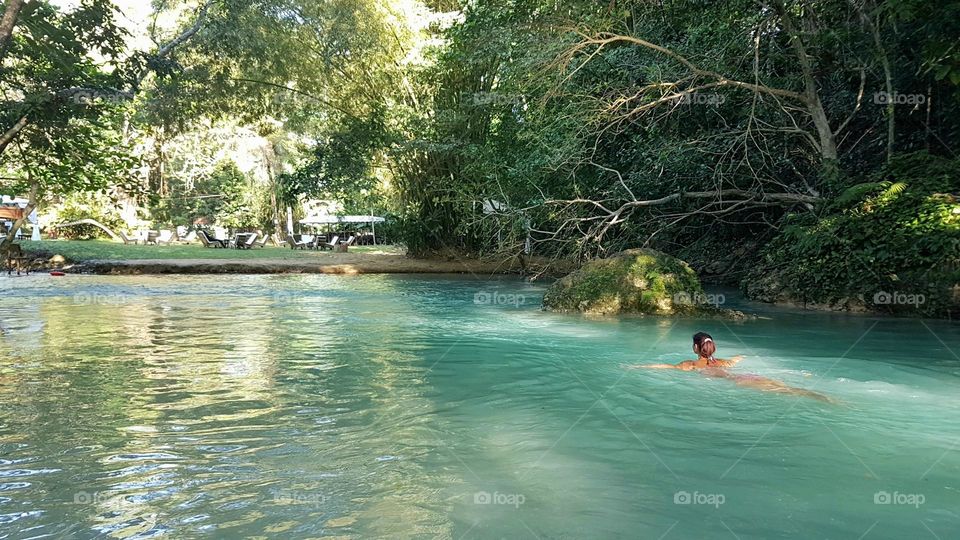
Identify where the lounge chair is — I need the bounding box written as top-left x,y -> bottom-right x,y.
199,230 -> 226,248
286,234 -> 310,250
156,230 -> 174,245
238,233 -> 258,249
321,235 -> 340,250
309,235 -> 326,250
342,235 -> 356,247
117,231 -> 138,245
255,234 -> 270,248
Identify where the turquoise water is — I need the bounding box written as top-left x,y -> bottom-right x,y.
0,274 -> 958,539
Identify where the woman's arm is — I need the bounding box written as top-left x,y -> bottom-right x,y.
628,360 -> 695,370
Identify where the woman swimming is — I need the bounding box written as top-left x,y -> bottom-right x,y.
633,332 -> 834,402
641,332 -> 744,370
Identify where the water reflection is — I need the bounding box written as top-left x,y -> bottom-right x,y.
0,274 -> 957,538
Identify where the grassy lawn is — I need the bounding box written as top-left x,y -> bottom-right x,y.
21,239 -> 403,261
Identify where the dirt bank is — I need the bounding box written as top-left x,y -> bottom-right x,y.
68,252 -> 532,275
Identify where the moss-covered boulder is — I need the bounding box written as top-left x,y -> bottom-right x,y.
542,248 -> 715,315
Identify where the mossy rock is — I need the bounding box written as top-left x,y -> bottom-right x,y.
542,248 -> 726,315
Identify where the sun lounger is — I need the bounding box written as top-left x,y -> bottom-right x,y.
199,230 -> 226,248
308,235 -> 326,250
156,230 -> 174,245
286,234 -> 311,250
320,235 -> 340,250
237,233 -> 258,249
255,234 -> 270,248
117,231 -> 138,245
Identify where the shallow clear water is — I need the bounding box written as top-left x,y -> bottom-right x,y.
0,274 -> 957,539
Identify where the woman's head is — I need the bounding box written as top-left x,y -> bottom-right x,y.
693,332 -> 716,358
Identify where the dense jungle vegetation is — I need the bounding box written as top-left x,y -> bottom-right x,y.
1,0 -> 957,315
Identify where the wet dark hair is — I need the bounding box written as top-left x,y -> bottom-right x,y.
692,332 -> 713,348
693,332 -> 716,359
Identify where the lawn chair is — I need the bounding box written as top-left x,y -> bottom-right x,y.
117,231 -> 138,245
238,233 -> 258,249
309,235 -> 327,250
156,230 -> 174,245
320,235 -> 339,250
342,235 -> 356,247
199,230 -> 226,248
255,234 -> 270,248
286,234 -> 310,250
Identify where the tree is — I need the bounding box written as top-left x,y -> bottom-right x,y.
0,0 -> 215,248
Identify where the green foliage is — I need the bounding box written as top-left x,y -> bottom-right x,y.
278,110 -> 390,211
746,153 -> 960,316
0,0 -> 139,201
4,0 -> 958,318
0,116 -> 141,199
542,248 -> 706,314
53,194 -> 127,241
151,160 -> 261,230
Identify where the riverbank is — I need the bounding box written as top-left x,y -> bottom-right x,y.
15,240 -> 542,276
69,252 -> 528,275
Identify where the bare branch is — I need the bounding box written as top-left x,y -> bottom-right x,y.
563,32 -> 807,103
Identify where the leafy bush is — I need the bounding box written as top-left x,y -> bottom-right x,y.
745,153 -> 960,316
53,195 -> 127,240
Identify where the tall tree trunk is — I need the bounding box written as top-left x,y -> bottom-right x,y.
772,0 -> 837,189
808,94 -> 838,183
857,0 -> 895,162
0,0 -> 25,63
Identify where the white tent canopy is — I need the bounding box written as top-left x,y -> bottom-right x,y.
300,215 -> 386,225
298,215 -> 386,245
1,195 -> 29,208
1,195 -> 40,240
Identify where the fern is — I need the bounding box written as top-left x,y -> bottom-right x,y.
882,182 -> 908,198
835,182 -> 888,205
